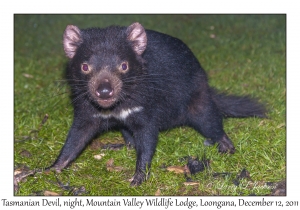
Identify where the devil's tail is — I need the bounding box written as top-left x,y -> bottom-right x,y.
211,88 -> 267,118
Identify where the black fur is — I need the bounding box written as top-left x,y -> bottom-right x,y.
48,23 -> 266,186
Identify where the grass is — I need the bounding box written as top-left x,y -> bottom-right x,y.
14,14 -> 286,196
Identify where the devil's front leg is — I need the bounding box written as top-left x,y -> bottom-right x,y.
47,116 -> 100,172
121,129 -> 135,148
130,126 -> 159,186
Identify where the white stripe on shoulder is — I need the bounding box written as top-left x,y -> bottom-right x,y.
118,106 -> 143,120
93,106 -> 143,120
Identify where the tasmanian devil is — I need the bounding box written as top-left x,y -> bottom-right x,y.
47,22 -> 266,186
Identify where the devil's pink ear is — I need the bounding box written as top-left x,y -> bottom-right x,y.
63,25 -> 82,59
126,22 -> 147,56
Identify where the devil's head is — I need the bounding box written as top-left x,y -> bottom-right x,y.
63,23 -> 147,109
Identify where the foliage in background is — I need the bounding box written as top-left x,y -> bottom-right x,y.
14,14 -> 286,196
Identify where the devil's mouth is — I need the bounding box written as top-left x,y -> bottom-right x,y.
96,98 -> 117,108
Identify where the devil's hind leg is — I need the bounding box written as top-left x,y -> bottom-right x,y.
187,93 -> 235,154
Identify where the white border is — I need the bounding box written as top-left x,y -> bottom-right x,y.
2,0 -> 298,209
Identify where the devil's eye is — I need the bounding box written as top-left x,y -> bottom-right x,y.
81,63 -> 89,72
121,63 -> 128,71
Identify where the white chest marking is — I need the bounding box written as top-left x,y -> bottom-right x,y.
93,106 -> 143,121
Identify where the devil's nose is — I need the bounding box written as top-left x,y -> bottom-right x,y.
96,79 -> 113,99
